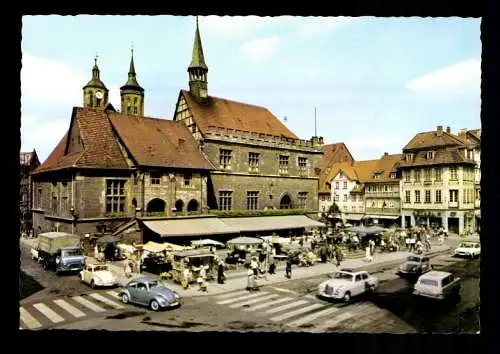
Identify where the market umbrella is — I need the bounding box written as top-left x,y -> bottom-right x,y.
344,226 -> 387,235
227,236 -> 263,245
191,239 -> 225,247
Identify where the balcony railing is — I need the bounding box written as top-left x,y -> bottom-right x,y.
448,201 -> 459,208
365,192 -> 400,198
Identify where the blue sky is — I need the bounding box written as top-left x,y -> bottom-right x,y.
21,16 -> 481,162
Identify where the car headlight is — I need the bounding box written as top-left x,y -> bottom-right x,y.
174,293 -> 180,299
335,286 -> 345,294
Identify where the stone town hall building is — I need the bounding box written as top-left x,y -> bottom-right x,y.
31,19 -> 324,241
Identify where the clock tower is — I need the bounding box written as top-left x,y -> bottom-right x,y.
83,55 -> 109,109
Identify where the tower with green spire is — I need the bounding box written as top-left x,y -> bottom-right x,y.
120,48 -> 145,116
83,55 -> 109,109
188,16 -> 209,102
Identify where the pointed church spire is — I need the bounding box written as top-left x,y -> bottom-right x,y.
188,16 -> 209,101
120,45 -> 145,116
189,16 -> 208,70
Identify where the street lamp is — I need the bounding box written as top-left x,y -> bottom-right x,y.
70,207 -> 76,234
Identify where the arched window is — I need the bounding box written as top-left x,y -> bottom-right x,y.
280,194 -> 292,209
146,198 -> 166,214
89,92 -> 94,106
187,199 -> 199,212
175,199 -> 184,212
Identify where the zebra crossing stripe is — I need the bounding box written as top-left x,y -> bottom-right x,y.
316,311 -> 355,331
19,307 -> 42,329
88,293 -> 125,309
53,299 -> 86,318
214,290 -> 249,300
72,296 -> 106,313
33,303 -> 65,323
229,294 -> 278,309
270,303 -> 324,322
349,310 -> 388,329
265,300 -> 309,314
287,306 -> 340,327
243,297 -> 293,312
106,290 -> 121,299
217,292 -> 269,305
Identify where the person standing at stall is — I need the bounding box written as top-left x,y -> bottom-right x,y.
217,260 -> 225,284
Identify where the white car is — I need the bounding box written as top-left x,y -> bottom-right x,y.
413,271 -> 461,300
80,263 -> 118,289
318,269 -> 379,302
453,240 -> 480,259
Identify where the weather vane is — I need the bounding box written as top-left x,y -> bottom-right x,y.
94,53 -> 99,65
131,43 -> 134,56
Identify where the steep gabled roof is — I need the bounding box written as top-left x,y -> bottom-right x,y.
317,143 -> 355,194
32,107 -> 214,176
352,159 -> 380,183
108,113 -> 214,170
179,90 -> 298,139
398,148 -> 474,168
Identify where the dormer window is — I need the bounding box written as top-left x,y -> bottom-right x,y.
426,151 -> 435,160
390,172 -> 396,179
374,173 -> 380,180
405,153 -> 414,162
339,171 -> 344,178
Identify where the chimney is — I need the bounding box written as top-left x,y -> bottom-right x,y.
436,125 -> 443,137
446,126 -> 451,134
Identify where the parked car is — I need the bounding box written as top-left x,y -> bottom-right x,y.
119,277 -> 182,311
80,263 -> 118,289
397,255 -> 432,278
453,240 -> 480,259
318,269 -> 379,302
413,271 -> 461,300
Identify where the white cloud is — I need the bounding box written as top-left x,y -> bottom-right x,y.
406,59 -> 481,95
296,17 -> 357,39
21,53 -> 85,105
200,16 -> 293,38
239,37 -> 281,63
21,116 -> 69,161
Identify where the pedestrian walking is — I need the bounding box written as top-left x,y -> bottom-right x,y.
365,245 -> 373,262
182,267 -> 190,290
246,268 -> 254,290
285,260 -> 292,279
124,260 -> 133,278
217,261 -> 225,284
197,266 -> 208,292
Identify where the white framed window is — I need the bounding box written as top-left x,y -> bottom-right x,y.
435,190 -> 442,203
247,191 -> 258,210
219,191 -> 233,210
279,155 -> 289,174
220,149 -> 232,169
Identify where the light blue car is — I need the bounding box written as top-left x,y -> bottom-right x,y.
119,277 -> 182,311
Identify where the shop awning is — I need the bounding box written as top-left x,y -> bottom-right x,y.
143,218 -> 238,237
365,215 -> 400,220
344,214 -> 364,221
220,215 -> 325,233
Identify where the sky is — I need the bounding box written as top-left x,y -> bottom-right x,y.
21,16 -> 481,163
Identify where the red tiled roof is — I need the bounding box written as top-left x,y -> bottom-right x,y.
403,130 -> 465,151
352,159 -> 380,183
32,132 -> 84,175
180,90 -> 298,139
109,113 -> 214,170
367,153 -> 402,183
398,148 -> 474,168
33,107 -> 214,175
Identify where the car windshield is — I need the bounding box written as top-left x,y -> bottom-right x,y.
94,265 -> 109,272
419,279 -> 439,286
407,256 -> 421,262
332,272 -> 353,281
62,249 -> 83,257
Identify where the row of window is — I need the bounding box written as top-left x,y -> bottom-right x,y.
218,191 -> 308,211
220,149 -> 308,175
333,194 -> 364,202
150,172 -> 192,186
403,166 -> 475,183
366,184 -> 398,193
403,188 -> 477,204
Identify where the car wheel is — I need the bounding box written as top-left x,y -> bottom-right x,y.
343,292 -> 351,302
90,280 -> 96,289
150,300 -> 160,311
121,294 -> 129,304
369,285 -> 376,293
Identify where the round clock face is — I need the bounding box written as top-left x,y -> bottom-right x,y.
95,91 -> 104,99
